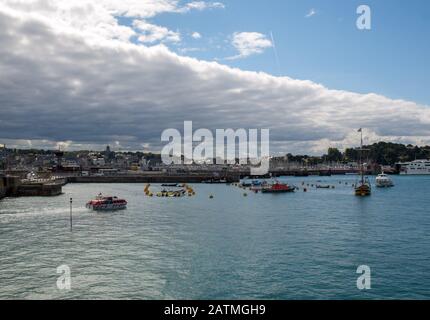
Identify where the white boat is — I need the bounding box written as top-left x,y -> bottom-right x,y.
375,173 -> 394,188
399,160 -> 430,175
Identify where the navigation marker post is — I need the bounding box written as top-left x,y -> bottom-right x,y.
70,197 -> 73,232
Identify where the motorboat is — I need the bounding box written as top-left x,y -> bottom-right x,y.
261,182 -> 295,193
375,173 -> 394,188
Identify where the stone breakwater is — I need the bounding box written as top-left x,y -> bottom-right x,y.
0,176 -> 63,198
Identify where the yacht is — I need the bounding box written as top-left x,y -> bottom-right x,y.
399,160 -> 430,175
355,129 -> 372,197
375,173 -> 394,188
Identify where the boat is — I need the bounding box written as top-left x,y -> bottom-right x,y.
250,180 -> 269,191
355,129 -> 372,197
375,172 -> 394,188
202,179 -> 227,184
316,185 -> 331,189
261,182 -> 295,193
399,160 -> 430,175
240,181 -> 253,188
86,194 -> 127,211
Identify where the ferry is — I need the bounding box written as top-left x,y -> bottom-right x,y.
86,194 -> 127,211
375,173 -> 394,188
399,160 -> 430,175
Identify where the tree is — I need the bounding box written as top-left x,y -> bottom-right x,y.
327,148 -> 343,162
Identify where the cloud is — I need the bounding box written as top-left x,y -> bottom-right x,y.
0,2 -> 430,155
133,20 -> 180,43
182,1 -> 225,12
305,8 -> 317,18
191,32 -> 202,39
179,47 -> 205,54
0,0 -> 223,44
227,32 -> 273,60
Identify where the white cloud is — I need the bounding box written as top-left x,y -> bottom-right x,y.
191,32 -> 202,39
0,0 -> 223,44
182,1 -> 225,12
305,8 -> 317,18
228,32 -> 273,60
179,47 -> 205,54
133,20 -> 180,43
0,1 -> 429,154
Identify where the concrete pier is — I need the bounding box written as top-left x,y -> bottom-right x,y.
16,181 -> 63,197
0,175 -> 63,198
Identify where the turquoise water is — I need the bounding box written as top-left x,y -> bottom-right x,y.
0,176 -> 429,299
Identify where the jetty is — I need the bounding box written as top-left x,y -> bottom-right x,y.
0,175 -> 63,199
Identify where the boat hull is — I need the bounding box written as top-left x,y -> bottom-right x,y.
355,185 -> 371,196
86,203 -> 127,211
261,189 -> 295,193
261,187 -> 295,193
376,182 -> 394,188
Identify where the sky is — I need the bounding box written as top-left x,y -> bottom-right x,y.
0,0 -> 430,155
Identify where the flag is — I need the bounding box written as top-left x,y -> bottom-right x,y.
358,128 -> 362,132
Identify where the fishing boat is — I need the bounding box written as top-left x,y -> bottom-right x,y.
261,182 -> 295,193
375,172 -> 394,188
355,129 -> 372,197
86,194 -> 127,211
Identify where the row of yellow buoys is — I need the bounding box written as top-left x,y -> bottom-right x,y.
144,184 -> 196,198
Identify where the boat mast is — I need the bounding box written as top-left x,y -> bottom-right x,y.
359,128 -> 364,185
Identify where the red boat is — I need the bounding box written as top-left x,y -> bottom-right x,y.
86,194 -> 127,211
261,182 -> 295,193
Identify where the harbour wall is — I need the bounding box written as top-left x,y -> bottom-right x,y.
0,176 -> 6,200
0,176 -> 63,198
16,182 -> 63,197
67,174 -> 241,184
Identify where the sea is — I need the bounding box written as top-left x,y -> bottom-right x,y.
0,175 -> 429,299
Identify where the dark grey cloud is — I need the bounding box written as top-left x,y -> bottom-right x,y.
0,3 -> 430,155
